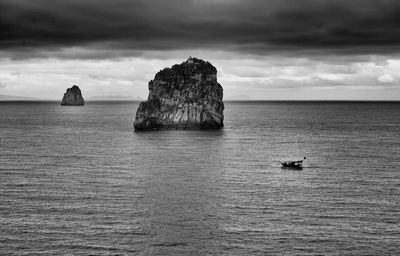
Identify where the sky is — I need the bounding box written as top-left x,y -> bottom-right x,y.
1,0 -> 400,100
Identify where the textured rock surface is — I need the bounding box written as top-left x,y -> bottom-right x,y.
134,57 -> 224,130
61,85 -> 85,106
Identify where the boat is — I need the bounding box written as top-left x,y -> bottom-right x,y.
280,157 -> 306,169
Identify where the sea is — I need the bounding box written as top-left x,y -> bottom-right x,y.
0,101 -> 399,255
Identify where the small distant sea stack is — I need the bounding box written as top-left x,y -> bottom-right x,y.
61,85 -> 85,106
134,57 -> 224,131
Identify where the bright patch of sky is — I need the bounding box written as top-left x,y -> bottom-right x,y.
1,50 -> 399,100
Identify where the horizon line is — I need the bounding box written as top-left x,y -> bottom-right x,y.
1,99 -> 399,103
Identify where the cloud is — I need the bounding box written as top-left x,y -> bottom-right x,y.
0,57 -> 183,99
377,74 -> 395,83
215,54 -> 400,94
1,54 -> 400,100
1,0 -> 400,59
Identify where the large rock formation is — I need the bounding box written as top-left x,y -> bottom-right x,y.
61,85 -> 84,106
134,57 -> 224,131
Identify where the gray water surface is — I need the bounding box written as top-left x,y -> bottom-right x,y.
1,101 -> 399,255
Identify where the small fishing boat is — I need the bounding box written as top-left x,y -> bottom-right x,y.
280,157 -> 306,169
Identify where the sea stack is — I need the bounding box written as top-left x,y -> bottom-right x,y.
61,85 -> 85,106
134,57 -> 224,131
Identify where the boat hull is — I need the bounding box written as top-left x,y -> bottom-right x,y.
281,161 -> 303,169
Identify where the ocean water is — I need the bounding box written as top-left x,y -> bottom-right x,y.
0,101 -> 399,255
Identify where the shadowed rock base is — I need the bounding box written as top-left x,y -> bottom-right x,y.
134,57 -> 224,131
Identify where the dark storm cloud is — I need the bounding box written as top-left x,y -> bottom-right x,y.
1,0 -> 400,57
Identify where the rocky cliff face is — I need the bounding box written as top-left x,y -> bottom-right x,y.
61,85 -> 85,106
134,57 -> 224,130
